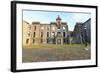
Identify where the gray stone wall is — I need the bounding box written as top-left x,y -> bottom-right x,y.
72,18 -> 91,44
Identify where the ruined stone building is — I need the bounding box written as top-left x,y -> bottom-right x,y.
72,22 -> 83,44
72,18 -> 91,44
23,16 -> 69,46
81,18 -> 91,43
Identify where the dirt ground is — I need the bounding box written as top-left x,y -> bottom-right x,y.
22,44 -> 91,63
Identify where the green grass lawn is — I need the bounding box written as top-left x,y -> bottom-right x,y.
22,44 -> 91,63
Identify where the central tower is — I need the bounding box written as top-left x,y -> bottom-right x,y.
56,15 -> 61,28
56,15 -> 63,45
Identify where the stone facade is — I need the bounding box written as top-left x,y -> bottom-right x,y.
22,21 -> 32,46
23,16 -> 69,46
72,22 -> 83,44
81,18 -> 91,43
72,18 -> 91,44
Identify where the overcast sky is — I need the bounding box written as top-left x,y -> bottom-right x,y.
23,10 -> 91,31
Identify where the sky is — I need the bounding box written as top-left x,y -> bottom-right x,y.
23,10 -> 91,31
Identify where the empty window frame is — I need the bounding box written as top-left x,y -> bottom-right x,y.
33,32 -> 36,37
